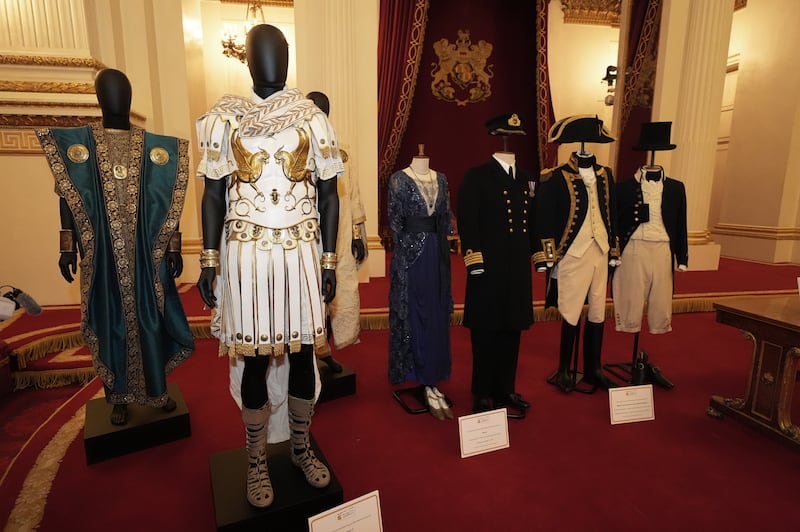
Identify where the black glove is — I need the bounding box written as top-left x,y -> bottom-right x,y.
352,238 -> 366,262
165,252 -> 183,278
321,269 -> 336,303
59,251 -> 77,283
197,266 -> 217,308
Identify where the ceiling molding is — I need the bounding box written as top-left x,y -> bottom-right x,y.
560,0 -> 621,27
220,0 -> 294,6
0,54 -> 105,70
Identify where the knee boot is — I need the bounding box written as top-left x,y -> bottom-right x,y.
582,320 -> 618,389
555,320 -> 578,393
288,395 -> 331,488
242,404 -> 273,507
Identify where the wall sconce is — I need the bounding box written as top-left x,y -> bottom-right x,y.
602,65 -> 617,106
221,1 -> 267,63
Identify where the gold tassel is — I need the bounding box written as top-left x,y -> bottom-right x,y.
12,367 -> 95,390
15,333 -> 84,369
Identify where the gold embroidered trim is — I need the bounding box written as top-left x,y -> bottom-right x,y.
226,218 -> 320,250
464,249 -> 484,266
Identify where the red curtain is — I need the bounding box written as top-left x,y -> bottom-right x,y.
377,0 -> 430,248
615,0 -> 662,181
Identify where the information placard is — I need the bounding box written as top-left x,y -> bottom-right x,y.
609,384 -> 655,425
308,490 -> 383,532
458,408 -> 510,458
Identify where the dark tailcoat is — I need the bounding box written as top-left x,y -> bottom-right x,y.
532,153 -> 620,307
615,175 -> 688,267
457,158 -> 535,331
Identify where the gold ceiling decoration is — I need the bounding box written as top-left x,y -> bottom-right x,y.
0,81 -> 95,94
221,0 -> 292,6
221,0 -> 268,63
0,55 -> 105,70
560,0 -> 621,27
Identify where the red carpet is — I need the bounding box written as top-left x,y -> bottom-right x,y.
3,313 -> 800,531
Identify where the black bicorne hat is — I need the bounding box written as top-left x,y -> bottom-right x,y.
548,115 -> 615,144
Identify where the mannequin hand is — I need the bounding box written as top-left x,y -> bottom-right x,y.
677,264 -> 688,272
321,269 -> 337,303
166,252 -> 183,278
59,252 -> 77,283
197,267 -> 217,308
352,238 -> 366,262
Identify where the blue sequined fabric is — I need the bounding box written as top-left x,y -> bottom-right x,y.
388,170 -> 454,385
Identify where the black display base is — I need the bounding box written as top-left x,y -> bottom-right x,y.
391,385 -> 453,415
603,359 -> 675,390
209,437 -> 343,532
84,381 -> 191,465
317,363 -> 356,404
545,369 -> 598,394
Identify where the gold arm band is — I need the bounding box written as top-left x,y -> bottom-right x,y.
320,251 -> 338,270
59,229 -> 74,253
167,231 -> 182,253
200,248 -> 220,269
352,224 -> 363,240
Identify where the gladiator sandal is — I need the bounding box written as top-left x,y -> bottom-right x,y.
288,395 -> 331,488
242,404 -> 273,508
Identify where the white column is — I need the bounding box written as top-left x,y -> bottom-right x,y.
668,0 -> 734,270
294,0 -> 382,279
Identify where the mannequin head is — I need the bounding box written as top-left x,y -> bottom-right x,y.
246,24 -> 289,98
94,68 -> 132,130
306,91 -> 330,116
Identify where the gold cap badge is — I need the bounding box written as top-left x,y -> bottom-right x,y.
67,144 -> 89,163
149,147 -> 169,165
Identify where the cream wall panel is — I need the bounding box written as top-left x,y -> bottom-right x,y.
0,0 -> 89,54
548,0 -> 619,165
0,154 -> 81,305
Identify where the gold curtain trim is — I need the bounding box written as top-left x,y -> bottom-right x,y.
378,0 -> 430,180
620,0 -> 661,130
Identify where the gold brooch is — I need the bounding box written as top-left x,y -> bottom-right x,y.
113,164 -> 128,179
67,144 -> 89,163
149,147 -> 169,165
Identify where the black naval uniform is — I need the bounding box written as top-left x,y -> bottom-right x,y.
533,152 -> 620,391
457,156 -> 535,414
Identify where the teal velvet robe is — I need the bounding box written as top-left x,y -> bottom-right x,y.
37,123 -> 194,406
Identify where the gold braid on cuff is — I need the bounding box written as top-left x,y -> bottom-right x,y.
200,248 -> 220,269
352,224 -> 363,240
59,229 -> 74,253
320,251 -> 338,270
167,231 -> 182,253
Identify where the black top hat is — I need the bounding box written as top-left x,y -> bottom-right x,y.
548,115 -> 615,144
633,121 -> 677,151
485,113 -> 526,136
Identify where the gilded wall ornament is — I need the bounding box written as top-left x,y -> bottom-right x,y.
430,30 -> 494,107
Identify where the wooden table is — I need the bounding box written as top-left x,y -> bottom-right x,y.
709,296 -> 800,448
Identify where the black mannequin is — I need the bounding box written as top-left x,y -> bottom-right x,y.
197,24 -> 340,507
59,68 -> 181,424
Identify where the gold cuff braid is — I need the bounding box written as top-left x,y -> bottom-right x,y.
352,224 -> 363,240
200,248 -> 220,269
59,229 -> 74,253
167,231 -> 181,253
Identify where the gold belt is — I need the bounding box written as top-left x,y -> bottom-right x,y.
226,219 -> 319,251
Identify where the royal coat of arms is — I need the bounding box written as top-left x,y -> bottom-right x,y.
430,30 -> 494,106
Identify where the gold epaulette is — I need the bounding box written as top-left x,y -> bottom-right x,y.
463,249 -> 484,268
539,167 -> 556,183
